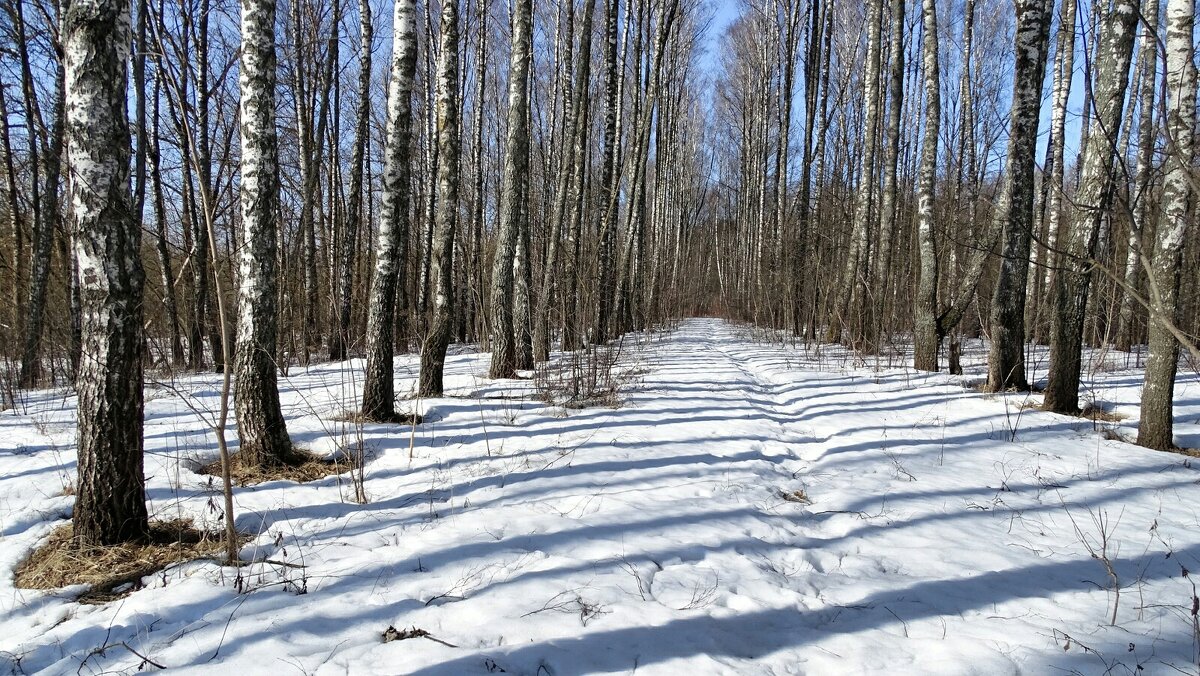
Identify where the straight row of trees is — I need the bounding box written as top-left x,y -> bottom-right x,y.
0,0 -> 1195,547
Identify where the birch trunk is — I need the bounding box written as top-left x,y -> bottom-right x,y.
331,0 -> 374,362
234,0 -> 295,465
1115,0 -> 1159,351
64,0 -> 149,545
562,0 -> 597,351
488,0 -> 532,378
533,0 -> 577,361
150,71 -> 184,366
0,82 -> 20,336
985,0 -> 1054,391
361,0 -> 418,421
18,0 -> 65,388
828,0 -> 882,345
912,0 -> 940,372
1137,0 -> 1193,449
1043,0 -> 1138,413
1034,0 -> 1077,344
417,0 -> 461,397
593,0 -> 623,344
874,0 -> 905,345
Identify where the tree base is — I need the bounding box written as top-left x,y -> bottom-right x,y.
198,448 -> 356,486
14,519 -> 243,603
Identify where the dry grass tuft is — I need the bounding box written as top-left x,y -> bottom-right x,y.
198,448 -> 354,486
1165,446 -> 1200,458
330,410 -> 423,426
780,489 -> 812,504
1079,404 -> 1128,423
14,519 -> 237,603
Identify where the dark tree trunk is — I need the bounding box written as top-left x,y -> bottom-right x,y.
985,0 -> 1054,391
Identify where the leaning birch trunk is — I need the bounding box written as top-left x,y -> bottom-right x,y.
196,0 -> 222,371
150,71 -> 184,367
1115,0 -> 1159,352
828,0 -> 882,346
64,0 -> 150,545
912,0 -> 941,372
331,0 -> 374,362
488,0 -> 532,379
874,0 -> 904,346
1034,0 -> 1077,343
561,0 -> 597,351
1026,0 -> 1075,342
616,0 -> 680,336
233,0 -> 295,466
18,0 -> 65,389
984,0 -> 1054,392
418,0 -> 461,398
592,0 -> 623,344
361,0 -> 418,422
532,0 -> 577,362
471,0 -> 490,345
1137,0 -> 1194,449
1043,0 -> 1138,413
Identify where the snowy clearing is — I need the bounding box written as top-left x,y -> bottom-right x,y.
3,318 -> 1200,675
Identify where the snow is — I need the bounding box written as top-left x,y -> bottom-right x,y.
3,318 -> 1200,675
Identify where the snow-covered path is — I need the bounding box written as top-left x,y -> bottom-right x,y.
3,318 -> 1200,674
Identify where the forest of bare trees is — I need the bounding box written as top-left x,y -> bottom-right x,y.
0,0 -> 1197,546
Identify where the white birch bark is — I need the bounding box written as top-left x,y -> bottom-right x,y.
1043,0 -> 1139,413
361,0 -> 418,421
233,0 -> 295,465
64,0 -> 149,544
912,0 -> 940,372
488,0 -> 532,378
1138,0 -> 1194,448
417,0 -> 461,397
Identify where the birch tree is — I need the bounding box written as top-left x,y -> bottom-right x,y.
488,0 -> 532,379
1114,0 -> 1159,351
592,0 -> 624,344
64,0 -> 150,545
912,0 -> 940,372
417,0 -> 461,397
17,0 -> 65,388
828,0 -> 882,347
331,0 -> 374,362
233,0 -> 296,465
985,0 -> 1053,391
1043,0 -> 1138,414
1137,0 -> 1194,449
361,0 -> 418,421
1027,0 -> 1077,343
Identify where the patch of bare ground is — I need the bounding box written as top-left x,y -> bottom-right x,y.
198,448 -> 354,486
14,519 -> 242,603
